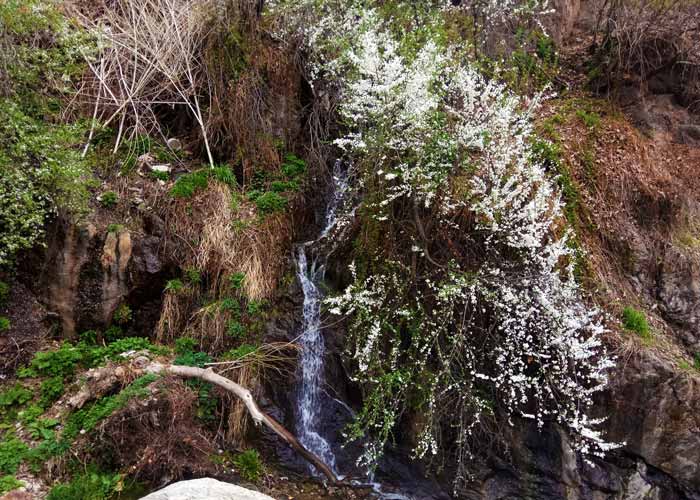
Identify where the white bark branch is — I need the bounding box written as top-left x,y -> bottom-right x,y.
144,362 -> 339,484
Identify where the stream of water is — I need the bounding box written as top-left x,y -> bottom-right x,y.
294,161 -> 349,476
293,164 -> 416,500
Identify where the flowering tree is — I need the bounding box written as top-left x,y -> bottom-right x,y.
272,0 -> 618,490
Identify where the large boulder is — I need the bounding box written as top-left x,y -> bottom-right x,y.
139,479 -> 274,500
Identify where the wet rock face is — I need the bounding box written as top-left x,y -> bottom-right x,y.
604,353 -> 700,493
23,217 -> 168,337
657,247 -> 700,351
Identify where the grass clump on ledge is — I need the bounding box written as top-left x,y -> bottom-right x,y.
233,449 -> 263,482
170,165 -> 236,199
622,306 -> 651,340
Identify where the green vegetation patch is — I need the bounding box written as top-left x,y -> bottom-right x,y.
622,306 -> 651,340
0,475 -> 23,495
233,449 -> 263,482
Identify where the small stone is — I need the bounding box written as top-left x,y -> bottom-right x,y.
166,138 -> 182,150
151,164 -> 171,173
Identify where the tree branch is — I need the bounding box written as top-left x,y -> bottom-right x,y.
143,361 -> 339,484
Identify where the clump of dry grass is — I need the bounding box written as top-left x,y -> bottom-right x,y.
209,342 -> 299,444
76,0 -> 229,164
592,0 -> 700,107
156,286 -> 196,343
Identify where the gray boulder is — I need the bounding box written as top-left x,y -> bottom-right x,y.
139,479 -> 274,500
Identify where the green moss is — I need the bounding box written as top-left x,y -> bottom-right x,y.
0,317 -> 9,332
622,307 -> 651,340
106,224 -> 124,234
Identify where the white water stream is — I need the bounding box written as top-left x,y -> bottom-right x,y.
294,161 -> 349,475
293,163 -> 415,500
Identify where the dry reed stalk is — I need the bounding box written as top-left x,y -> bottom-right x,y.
77,0 -> 219,164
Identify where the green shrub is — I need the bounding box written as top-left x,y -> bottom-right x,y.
27,418 -> 58,440
228,272 -> 246,290
212,165 -> 237,187
226,320 -> 245,339
17,405 -> 43,425
0,281 -> 9,304
0,317 -> 9,332
0,434 -> 29,474
99,191 -> 118,208
222,344 -> 258,360
174,337 -> 198,355
281,154 -> 306,179
622,307 -> 651,339
170,170 -> 209,198
79,330 -> 98,345
165,279 -> 185,293
220,297 -> 241,313
185,267 -> 202,285
98,337 -> 166,361
112,303 -> 132,325
47,468 -> 122,500
233,449 -> 263,482
0,1 -> 95,267
174,350 -> 211,368
104,325 -> 124,343
576,109 -> 601,129
0,384 -> 32,408
247,300 -> 263,316
270,180 -> 299,193
255,192 -> 287,215
40,377 -> 64,408
23,343 -> 83,378
106,223 -> 124,234
0,475 -> 23,495
150,170 -> 169,181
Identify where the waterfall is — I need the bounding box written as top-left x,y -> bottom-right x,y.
294,161 -> 349,475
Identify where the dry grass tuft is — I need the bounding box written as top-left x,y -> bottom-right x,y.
209,342 -> 299,444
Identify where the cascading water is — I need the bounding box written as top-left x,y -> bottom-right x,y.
293,164 -> 417,500
294,161 -> 349,475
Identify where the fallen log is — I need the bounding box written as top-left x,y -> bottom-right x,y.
143,361 -> 339,484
